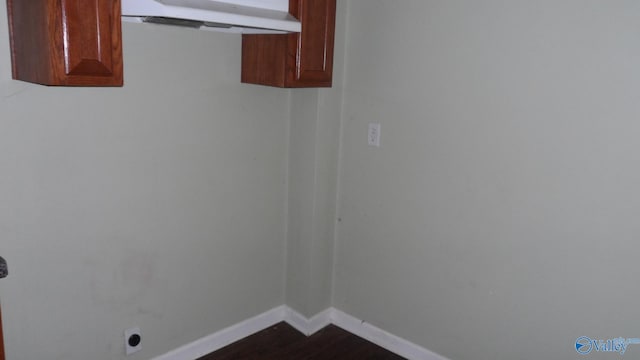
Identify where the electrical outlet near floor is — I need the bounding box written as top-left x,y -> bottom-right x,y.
125,327 -> 142,355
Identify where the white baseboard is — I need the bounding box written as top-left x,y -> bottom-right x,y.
152,305 -> 450,360
329,308 -> 449,360
283,307 -> 333,336
151,306 -> 287,360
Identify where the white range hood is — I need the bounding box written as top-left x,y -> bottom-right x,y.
121,0 -> 301,34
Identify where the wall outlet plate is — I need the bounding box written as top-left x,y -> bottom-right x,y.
368,123 -> 381,147
125,327 -> 142,355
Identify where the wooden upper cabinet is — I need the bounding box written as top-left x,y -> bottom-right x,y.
242,0 -> 336,88
7,0 -> 123,86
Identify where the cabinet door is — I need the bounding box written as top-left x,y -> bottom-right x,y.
287,0 -> 336,87
241,0 -> 336,88
57,0 -> 123,85
7,0 -> 123,86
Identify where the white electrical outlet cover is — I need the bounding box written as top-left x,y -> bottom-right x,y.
125,327 -> 142,355
368,123 -> 381,147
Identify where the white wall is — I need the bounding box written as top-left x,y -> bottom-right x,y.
285,0 -> 346,318
5,1 -> 640,360
333,1 -> 640,360
285,88 -> 342,317
0,10 -> 290,360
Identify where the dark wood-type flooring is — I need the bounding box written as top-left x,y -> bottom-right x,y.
197,322 -> 406,360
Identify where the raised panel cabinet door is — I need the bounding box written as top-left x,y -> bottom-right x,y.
59,0 -> 122,82
287,0 -> 336,87
241,0 -> 336,88
7,0 -> 123,86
